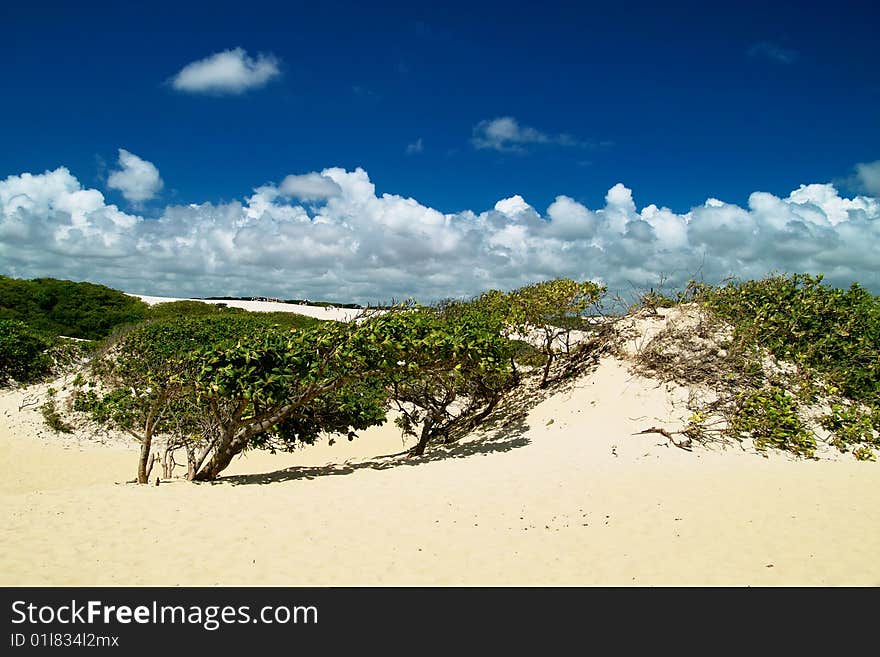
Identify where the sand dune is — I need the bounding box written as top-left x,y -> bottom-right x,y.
133,294 -> 365,322
3,315 -> 879,585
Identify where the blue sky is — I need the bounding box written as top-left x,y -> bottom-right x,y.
1,0 -> 878,302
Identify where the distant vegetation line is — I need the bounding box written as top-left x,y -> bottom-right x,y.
202,296 -> 367,309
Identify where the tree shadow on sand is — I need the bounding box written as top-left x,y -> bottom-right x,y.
214,338 -> 610,487
217,419 -> 531,486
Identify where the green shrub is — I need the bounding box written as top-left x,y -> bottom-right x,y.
147,299 -> 323,331
40,399 -> 73,434
507,278 -> 606,387
700,273 -> 880,406
507,339 -> 547,369
730,384 -> 815,457
254,311 -> 322,331
0,319 -> 53,385
820,403 -> 879,457
146,299 -> 238,320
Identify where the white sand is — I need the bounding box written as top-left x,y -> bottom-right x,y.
2,301 -> 878,586
133,294 -> 365,322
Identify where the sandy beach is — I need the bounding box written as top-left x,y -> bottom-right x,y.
2,299 -> 878,586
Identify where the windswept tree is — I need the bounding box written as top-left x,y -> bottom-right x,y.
187,302 -> 521,476
80,287 -> 591,482
187,318 -> 394,480
82,315 -> 272,483
387,299 -> 515,456
508,278 -> 606,387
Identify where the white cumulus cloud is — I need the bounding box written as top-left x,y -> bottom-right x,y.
1,165 -> 878,304
106,149 -> 163,204
170,48 -> 281,95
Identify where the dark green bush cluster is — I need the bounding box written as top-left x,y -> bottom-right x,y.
0,319 -> 53,385
0,276 -> 149,340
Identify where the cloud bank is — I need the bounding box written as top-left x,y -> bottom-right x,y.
1,165 -> 878,303
106,149 -> 163,203
170,48 -> 281,95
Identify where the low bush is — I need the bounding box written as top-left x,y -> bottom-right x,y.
699,273 -> 879,406
728,383 -> 816,457
0,319 -> 53,385
40,399 -> 74,434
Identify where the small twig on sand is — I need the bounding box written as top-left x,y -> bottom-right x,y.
634,426 -> 693,451
18,394 -> 41,411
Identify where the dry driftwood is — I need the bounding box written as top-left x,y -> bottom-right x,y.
634,426 -> 693,451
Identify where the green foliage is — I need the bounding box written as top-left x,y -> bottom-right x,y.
147,299 -> 323,332
254,311 -> 323,331
146,300 -> 243,320
0,276 -> 149,340
73,387 -> 138,426
505,278 -> 606,387
700,273 -> 880,406
0,319 -> 53,385
508,278 -> 606,331
189,317 -> 394,479
820,403 -> 879,458
852,446 -> 876,462
82,314 -> 285,481
507,339 -> 547,368
729,384 -> 816,457
255,379 -> 389,451
40,399 -> 73,434
694,273 -> 880,459
47,337 -> 94,373
90,314 -> 274,427
383,298 -> 515,454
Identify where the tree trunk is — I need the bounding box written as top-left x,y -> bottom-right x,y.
162,446 -> 175,479
186,440 -> 214,481
185,446 -> 197,481
135,393 -> 165,484
191,433 -> 241,481
409,419 -> 434,457
539,350 -> 554,388
136,437 -> 152,484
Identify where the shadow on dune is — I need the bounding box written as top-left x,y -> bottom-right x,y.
215,415 -> 531,486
